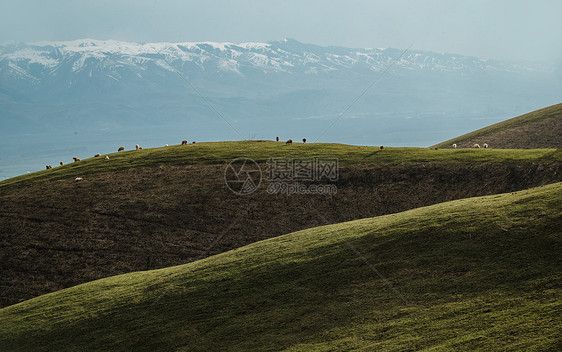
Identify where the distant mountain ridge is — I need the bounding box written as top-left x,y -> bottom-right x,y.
2,38 -> 550,80
1,38 -> 559,128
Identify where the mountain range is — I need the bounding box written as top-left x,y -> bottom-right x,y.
0,38 -> 561,179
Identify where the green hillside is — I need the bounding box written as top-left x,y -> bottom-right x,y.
432,103 -> 562,149
1,142 -> 561,308
2,141 -> 561,190
2,181 -> 561,351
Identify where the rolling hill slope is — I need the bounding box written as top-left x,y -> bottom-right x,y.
1,182 -> 561,351
1,142 -> 561,307
432,103 -> 562,149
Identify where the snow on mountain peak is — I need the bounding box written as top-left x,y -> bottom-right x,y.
0,38 -> 549,82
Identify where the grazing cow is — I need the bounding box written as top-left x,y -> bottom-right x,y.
135,144 -> 140,150
380,145 -> 384,150
302,138 -> 307,143
94,153 -> 101,157
474,144 -> 481,148
73,157 -> 80,162
452,143 -> 457,149
286,139 -> 293,145
276,136 -> 279,142
182,140 -> 188,145
118,146 -> 125,152
60,161 -> 64,166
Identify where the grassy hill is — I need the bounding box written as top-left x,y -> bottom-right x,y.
1,181 -> 561,351
1,142 -> 561,307
2,141 -> 560,189
432,103 -> 562,149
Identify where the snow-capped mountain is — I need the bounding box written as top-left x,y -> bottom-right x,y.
1,38 -> 551,83
0,38 -> 560,179
1,38 -> 558,127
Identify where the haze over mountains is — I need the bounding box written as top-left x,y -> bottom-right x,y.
0,38 -> 561,179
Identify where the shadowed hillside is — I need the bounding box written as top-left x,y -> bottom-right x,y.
1,142 -> 561,307
1,182 -> 561,351
432,103 -> 562,149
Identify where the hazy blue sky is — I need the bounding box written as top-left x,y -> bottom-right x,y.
1,0 -> 561,62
